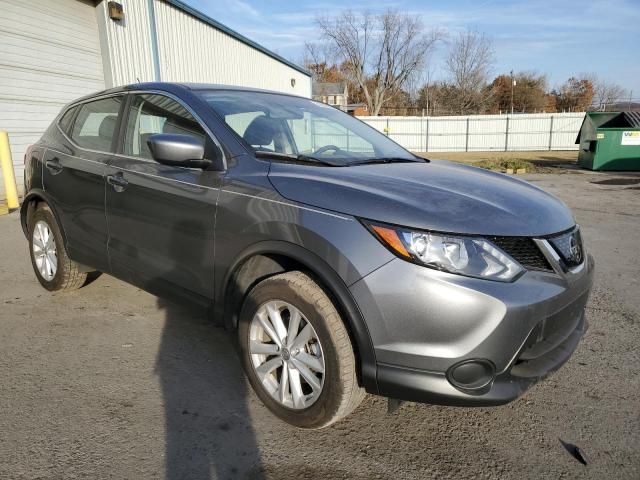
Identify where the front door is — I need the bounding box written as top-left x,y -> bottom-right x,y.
105,93 -> 222,302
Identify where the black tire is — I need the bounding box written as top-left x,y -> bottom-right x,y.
28,204 -> 91,291
238,271 -> 365,429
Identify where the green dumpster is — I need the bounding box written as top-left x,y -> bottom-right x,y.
575,111 -> 640,170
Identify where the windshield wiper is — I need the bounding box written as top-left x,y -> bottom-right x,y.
254,151 -> 344,166
348,156 -> 427,166
254,151 -> 425,167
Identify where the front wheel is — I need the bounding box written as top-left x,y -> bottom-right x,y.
238,271 -> 365,428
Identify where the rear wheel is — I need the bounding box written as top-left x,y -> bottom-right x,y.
238,271 -> 365,429
28,205 -> 93,291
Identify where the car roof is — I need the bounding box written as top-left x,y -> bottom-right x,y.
71,82 -> 303,104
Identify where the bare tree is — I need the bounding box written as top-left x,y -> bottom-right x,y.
302,42 -> 333,80
316,10 -> 440,116
590,75 -> 627,111
443,30 -> 494,114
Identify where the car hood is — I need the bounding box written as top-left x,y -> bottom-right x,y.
268,160 -> 575,237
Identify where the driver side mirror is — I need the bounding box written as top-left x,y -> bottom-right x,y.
147,133 -> 211,169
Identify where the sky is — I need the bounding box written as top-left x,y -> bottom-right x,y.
184,0 -> 640,97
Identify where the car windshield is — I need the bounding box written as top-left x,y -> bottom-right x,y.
197,89 -> 420,166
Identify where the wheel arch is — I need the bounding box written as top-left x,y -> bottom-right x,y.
221,241 -> 378,393
20,190 -> 67,245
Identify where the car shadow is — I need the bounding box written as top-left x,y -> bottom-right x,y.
155,298 -> 264,479
152,219 -> 265,479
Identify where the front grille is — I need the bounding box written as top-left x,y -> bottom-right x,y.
489,236 -> 553,272
548,228 -> 584,268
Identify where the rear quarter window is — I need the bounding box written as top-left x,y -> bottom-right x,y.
70,96 -> 124,152
58,106 -> 78,134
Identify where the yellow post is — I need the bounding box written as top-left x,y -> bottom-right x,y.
0,130 -> 20,210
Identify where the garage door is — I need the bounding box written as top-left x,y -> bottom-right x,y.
0,0 -> 105,198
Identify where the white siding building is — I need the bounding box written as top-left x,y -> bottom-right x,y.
312,82 -> 348,111
0,0 -> 311,196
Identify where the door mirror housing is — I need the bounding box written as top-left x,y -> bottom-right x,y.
147,133 -> 211,169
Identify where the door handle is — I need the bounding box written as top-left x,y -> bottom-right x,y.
106,172 -> 129,192
45,158 -> 63,175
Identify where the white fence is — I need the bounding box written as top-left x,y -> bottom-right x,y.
360,112 -> 585,152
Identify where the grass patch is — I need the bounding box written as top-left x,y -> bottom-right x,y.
473,158 -> 534,172
445,157 -> 564,173
415,151 -> 577,173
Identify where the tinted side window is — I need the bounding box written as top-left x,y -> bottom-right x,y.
70,96 -> 123,152
124,94 -> 205,159
58,106 -> 78,134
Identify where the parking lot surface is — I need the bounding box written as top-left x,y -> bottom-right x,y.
1,171 -> 639,479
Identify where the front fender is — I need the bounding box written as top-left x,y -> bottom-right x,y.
221,240 -> 379,393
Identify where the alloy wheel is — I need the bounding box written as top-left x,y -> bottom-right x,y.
248,300 -> 325,409
32,220 -> 57,281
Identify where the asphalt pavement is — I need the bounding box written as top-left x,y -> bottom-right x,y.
1,170 -> 639,479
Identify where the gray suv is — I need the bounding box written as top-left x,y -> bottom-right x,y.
21,83 -> 594,428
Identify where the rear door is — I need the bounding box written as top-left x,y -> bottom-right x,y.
105,93 -> 222,301
42,95 -> 125,272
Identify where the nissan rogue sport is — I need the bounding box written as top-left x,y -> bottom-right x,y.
21,83 -> 594,428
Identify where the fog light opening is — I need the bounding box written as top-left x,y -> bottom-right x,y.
447,359 -> 496,393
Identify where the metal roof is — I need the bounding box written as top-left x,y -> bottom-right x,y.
623,111 -> 640,128
162,0 -> 310,77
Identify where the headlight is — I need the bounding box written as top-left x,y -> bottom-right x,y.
365,221 -> 524,282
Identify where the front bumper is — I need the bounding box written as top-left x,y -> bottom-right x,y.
349,252 -> 594,406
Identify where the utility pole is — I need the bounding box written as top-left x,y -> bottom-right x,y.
630,91 -> 633,112
425,71 -> 431,116
510,70 -> 515,115
425,87 -> 429,117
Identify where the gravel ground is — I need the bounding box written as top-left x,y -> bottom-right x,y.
1,171 -> 639,480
